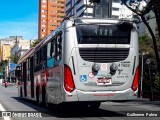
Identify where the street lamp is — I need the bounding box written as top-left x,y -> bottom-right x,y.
139,51 -> 149,98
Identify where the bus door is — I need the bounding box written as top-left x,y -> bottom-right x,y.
30,56 -> 34,98
23,62 -> 27,97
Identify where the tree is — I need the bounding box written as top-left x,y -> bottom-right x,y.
148,0 -> 160,38
139,34 -> 160,91
0,60 -> 8,74
121,0 -> 160,74
30,38 -> 43,48
9,54 -> 20,64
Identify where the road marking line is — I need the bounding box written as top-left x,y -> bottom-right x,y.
0,103 -> 11,120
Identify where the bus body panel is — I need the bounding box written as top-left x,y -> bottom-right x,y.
17,18 -> 139,105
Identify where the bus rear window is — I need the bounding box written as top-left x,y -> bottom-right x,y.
76,23 -> 131,44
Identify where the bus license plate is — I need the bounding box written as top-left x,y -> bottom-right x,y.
97,78 -> 112,85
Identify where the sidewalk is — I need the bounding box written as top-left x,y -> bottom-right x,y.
127,98 -> 160,107
1,83 -> 17,87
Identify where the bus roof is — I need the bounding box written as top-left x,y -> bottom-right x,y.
17,17 -> 134,64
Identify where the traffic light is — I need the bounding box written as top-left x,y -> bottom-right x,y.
89,0 -> 101,3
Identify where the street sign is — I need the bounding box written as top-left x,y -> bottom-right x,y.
146,58 -> 151,64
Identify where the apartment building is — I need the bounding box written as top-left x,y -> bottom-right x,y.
65,0 -> 132,19
11,40 -> 34,57
1,44 -> 11,61
38,0 -> 66,39
0,36 -> 21,61
0,36 -> 33,62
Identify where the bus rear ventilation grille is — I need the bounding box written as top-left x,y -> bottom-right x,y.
79,48 -> 129,63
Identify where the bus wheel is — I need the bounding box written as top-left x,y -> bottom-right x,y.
88,102 -> 101,110
42,86 -> 46,107
20,87 -> 23,97
45,92 -> 49,108
36,87 -> 40,105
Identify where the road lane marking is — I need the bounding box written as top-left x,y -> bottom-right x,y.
0,103 -> 11,120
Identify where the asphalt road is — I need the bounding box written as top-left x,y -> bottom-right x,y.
0,84 -> 160,120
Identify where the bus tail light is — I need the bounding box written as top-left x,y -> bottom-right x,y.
131,66 -> 139,91
64,64 -> 75,92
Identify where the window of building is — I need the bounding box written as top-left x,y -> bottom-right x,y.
51,10 -> 57,12
113,0 -> 119,3
57,11 -> 64,13
42,15 -> 46,17
50,24 -> 56,27
112,15 -> 119,19
42,29 -> 46,32
50,20 -> 56,22
42,5 -> 46,8
51,5 -> 56,8
93,0 -> 111,18
42,0 -> 46,3
50,15 -> 56,17
57,16 -> 64,18
42,24 -> 46,27
57,6 -> 64,9
50,0 -> 56,2
58,1 -> 65,4
42,10 -> 46,12
66,1 -> 71,7
42,20 -> 46,22
112,8 -> 119,11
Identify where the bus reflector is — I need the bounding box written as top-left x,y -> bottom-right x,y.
64,64 -> 75,92
132,66 -> 139,91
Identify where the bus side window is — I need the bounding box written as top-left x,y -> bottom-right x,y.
34,53 -> 37,66
56,34 -> 62,60
51,40 -> 55,58
47,41 -> 55,68
27,59 -> 30,81
41,47 -> 44,62
47,42 -> 51,59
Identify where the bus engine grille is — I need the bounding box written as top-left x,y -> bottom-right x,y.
79,48 -> 129,63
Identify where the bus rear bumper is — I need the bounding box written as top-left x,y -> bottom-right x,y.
76,88 -> 138,101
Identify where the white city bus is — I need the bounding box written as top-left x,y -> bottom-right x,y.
16,18 -> 139,109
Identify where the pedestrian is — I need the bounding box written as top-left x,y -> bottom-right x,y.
4,80 -> 8,88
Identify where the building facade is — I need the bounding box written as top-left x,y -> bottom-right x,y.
0,36 -> 21,61
65,0 -> 132,19
38,0 -> 66,39
0,36 -> 33,62
11,40 -> 33,57
1,44 -> 11,61
145,11 -> 159,38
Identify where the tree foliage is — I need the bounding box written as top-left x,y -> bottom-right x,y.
9,54 -> 20,64
139,34 -> 160,91
0,60 -> 8,72
121,0 -> 160,74
30,38 -> 43,48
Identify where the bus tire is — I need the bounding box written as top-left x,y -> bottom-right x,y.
42,86 -> 46,106
45,92 -> 49,108
20,87 -> 23,97
88,102 -> 101,110
36,87 -> 40,105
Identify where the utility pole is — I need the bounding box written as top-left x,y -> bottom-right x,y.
148,63 -> 154,101
140,52 -> 149,98
140,52 -> 144,98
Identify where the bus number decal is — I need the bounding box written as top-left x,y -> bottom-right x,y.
121,61 -> 131,67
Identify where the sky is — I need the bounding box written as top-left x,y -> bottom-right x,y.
0,0 -> 38,40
